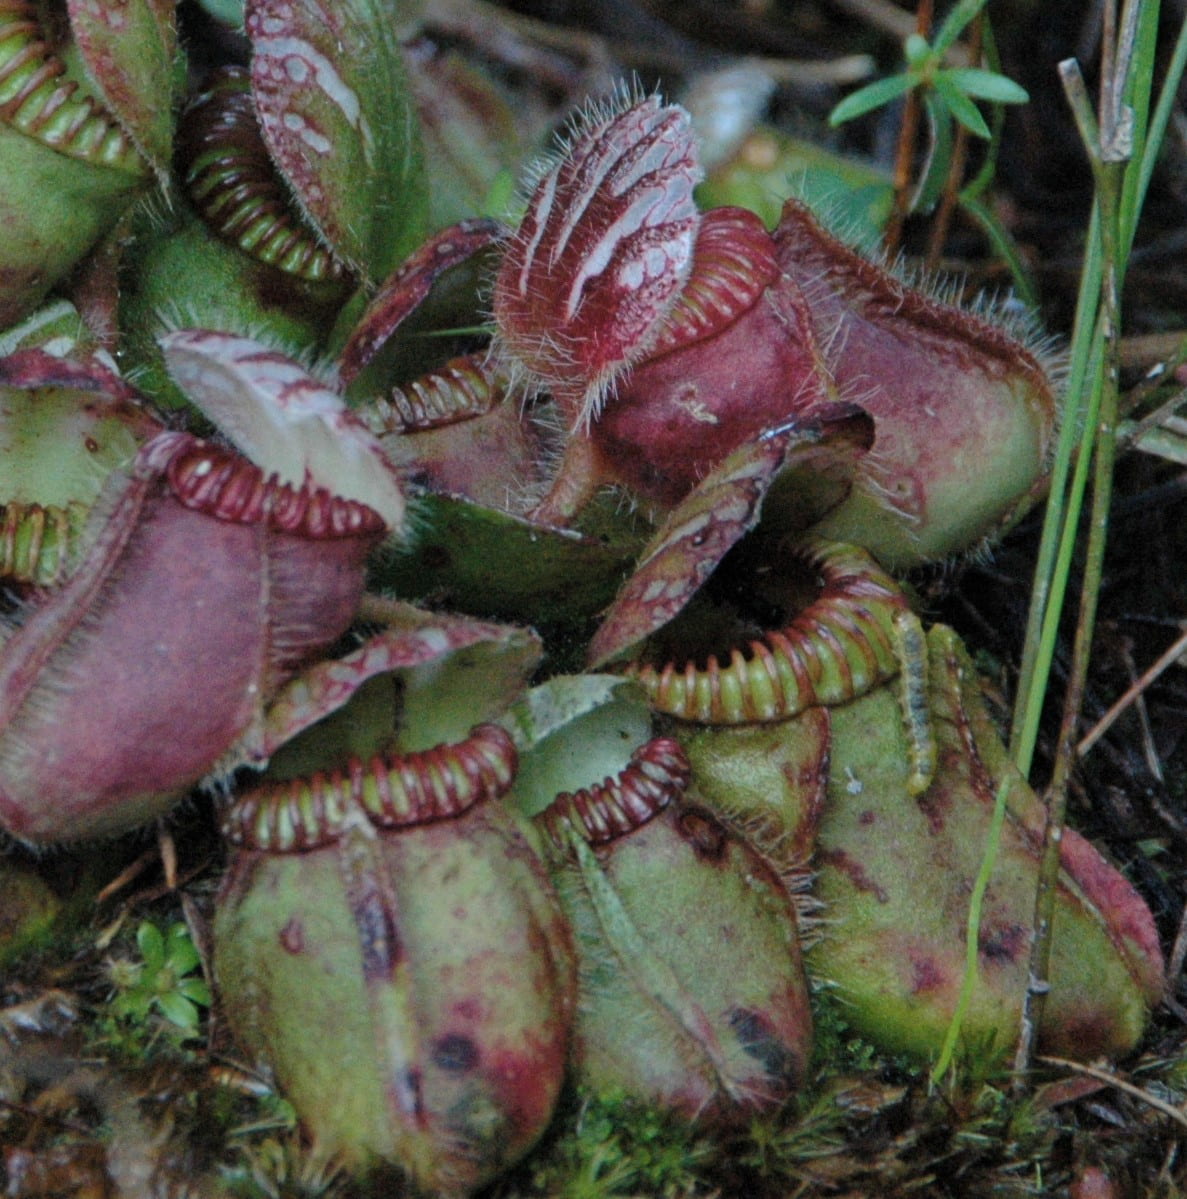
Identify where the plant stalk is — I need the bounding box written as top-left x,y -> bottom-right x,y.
1012,41 -> 1132,1081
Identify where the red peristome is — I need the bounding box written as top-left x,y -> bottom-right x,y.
364,725 -> 519,829
538,738 -> 691,850
647,206 -> 778,359
225,725 -> 520,851
163,435 -> 386,537
225,768 -> 351,852
493,95 -> 702,417
626,539 -> 913,726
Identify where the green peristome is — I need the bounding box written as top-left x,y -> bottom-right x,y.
686,624 -> 1162,1065
0,500 -> 87,586
0,123 -> 145,328
214,798 -> 575,1194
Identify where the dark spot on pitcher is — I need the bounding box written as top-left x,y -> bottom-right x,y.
728,1007 -> 802,1089
433,1033 -> 480,1074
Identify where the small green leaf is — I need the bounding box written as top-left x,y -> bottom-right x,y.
165,924 -> 201,974
933,75 -> 992,138
136,921 -> 165,970
912,91 -> 956,214
112,991 -> 152,1022
944,68 -> 1029,105
157,991 -> 200,1032
829,72 -> 916,126
932,0 -> 991,55
179,977 -> 214,1007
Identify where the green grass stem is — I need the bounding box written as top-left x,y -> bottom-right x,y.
1005,0 -> 1178,1079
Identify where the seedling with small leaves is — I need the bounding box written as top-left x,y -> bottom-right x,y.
829,1 -> 1029,142
107,921 -> 212,1042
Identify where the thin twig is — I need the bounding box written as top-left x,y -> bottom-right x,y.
884,0 -> 933,253
1118,330 -> 1187,373
1038,1057 -> 1187,1129
1122,640 -> 1168,781
1077,623 -> 1187,757
1119,382 -> 1187,452
924,13 -> 982,270
1166,900 -> 1187,1005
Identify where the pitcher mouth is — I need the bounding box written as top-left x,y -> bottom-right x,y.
625,539 -> 917,724
179,67 -> 351,291
536,737 -> 691,857
222,724 -> 519,852
148,432 -> 386,539
0,3 -> 146,173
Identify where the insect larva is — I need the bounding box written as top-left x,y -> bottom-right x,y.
892,607 -> 936,795
223,724 -> 519,852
